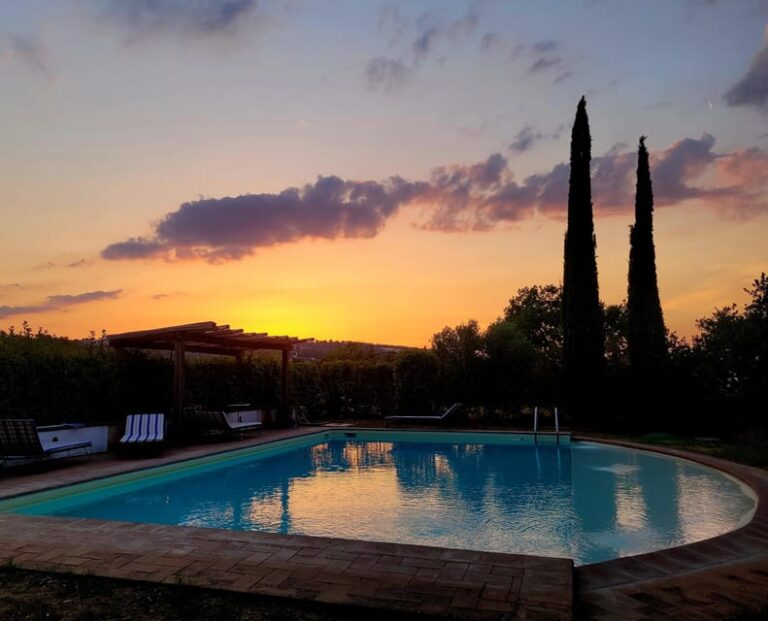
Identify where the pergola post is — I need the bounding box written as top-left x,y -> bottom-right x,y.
173,338 -> 186,419
280,347 -> 292,427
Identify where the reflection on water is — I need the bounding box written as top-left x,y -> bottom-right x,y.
49,440 -> 756,565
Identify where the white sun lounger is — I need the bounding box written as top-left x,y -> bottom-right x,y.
384,403 -> 463,422
119,413 -> 166,447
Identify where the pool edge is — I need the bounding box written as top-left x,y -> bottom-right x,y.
573,435 -> 768,620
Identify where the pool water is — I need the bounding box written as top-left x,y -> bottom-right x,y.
2,433 -> 756,565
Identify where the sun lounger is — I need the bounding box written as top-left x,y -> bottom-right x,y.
0,418 -> 91,464
181,408 -> 262,437
384,403 -> 463,423
119,413 -> 166,448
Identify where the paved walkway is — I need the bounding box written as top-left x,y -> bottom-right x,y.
0,428 -> 573,620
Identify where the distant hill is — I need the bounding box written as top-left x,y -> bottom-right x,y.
294,339 -> 416,361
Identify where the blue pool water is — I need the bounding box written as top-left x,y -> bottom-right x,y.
1,432 -> 756,565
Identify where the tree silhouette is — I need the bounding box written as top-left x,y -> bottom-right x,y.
562,97 -> 604,418
628,137 -> 667,406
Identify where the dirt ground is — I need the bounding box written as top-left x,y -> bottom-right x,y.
0,566 -> 430,621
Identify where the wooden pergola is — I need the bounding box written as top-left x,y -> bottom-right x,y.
107,321 -> 312,425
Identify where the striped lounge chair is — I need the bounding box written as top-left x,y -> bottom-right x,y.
119,413 -> 166,450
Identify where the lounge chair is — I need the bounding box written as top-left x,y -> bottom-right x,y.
119,413 -> 166,450
384,403 -> 463,423
0,418 -> 91,465
181,408 -> 262,437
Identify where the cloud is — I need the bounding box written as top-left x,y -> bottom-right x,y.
365,57 -> 412,93
102,134 -> 768,262
95,0 -> 267,40
480,32 -> 503,53
0,35 -> 51,77
724,26 -> 768,112
531,39 -> 559,54
378,5 -> 409,46
529,55 -> 564,74
369,6 -> 480,89
0,289 -> 122,319
509,124 -> 564,153
481,35 -> 572,81
102,176 -> 421,261
410,11 -> 478,63
151,291 -> 186,300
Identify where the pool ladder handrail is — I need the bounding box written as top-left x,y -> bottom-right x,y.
533,406 -> 561,444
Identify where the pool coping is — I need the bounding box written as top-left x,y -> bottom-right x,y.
573,435 -> 768,620
0,427 -> 573,620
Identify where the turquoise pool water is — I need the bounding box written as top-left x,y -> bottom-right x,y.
0,432 -> 756,565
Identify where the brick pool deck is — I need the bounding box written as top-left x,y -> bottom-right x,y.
573,437 -> 768,620
0,429 -> 766,620
0,428 -> 572,620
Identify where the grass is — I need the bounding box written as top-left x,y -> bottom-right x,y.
0,567 -> 431,621
631,432 -> 768,470
577,430 -> 768,470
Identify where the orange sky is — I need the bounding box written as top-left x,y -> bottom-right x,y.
1,1 -> 766,346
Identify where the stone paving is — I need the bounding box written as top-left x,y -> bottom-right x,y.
0,428 -> 573,620
574,437 -> 768,620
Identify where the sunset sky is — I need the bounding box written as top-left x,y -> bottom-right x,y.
1,0 -> 766,346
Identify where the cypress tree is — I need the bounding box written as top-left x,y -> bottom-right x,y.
562,97 -> 604,418
628,137 -> 667,393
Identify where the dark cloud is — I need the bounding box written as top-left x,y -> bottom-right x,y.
0,35 -> 51,76
531,39 -> 559,54
95,0 -> 266,39
510,126 -> 545,153
103,176 -> 421,261
411,12 -> 478,63
491,37 -> 570,77
529,55 -> 564,74
100,237 -> 166,260
47,290 -> 122,305
724,30 -> 768,112
0,290 -> 122,319
509,124 -> 564,153
152,291 -> 185,300
66,259 -> 89,268
413,27 -> 441,63
102,135 -> 768,262
479,32 -> 503,53
365,57 -> 412,92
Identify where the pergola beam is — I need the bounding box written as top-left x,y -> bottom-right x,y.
107,321 -> 312,427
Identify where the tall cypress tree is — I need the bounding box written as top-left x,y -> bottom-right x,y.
562,97 -> 604,417
628,136 -> 667,387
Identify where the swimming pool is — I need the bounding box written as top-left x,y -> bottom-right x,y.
0,431 -> 756,565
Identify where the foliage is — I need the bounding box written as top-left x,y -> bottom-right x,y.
685,273 -> 768,431
562,97 -> 605,417
0,275 -> 765,439
627,136 -> 668,414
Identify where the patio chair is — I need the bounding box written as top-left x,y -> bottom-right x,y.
384,403 -> 463,424
0,418 -> 92,465
180,408 -> 261,438
119,413 -> 166,450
